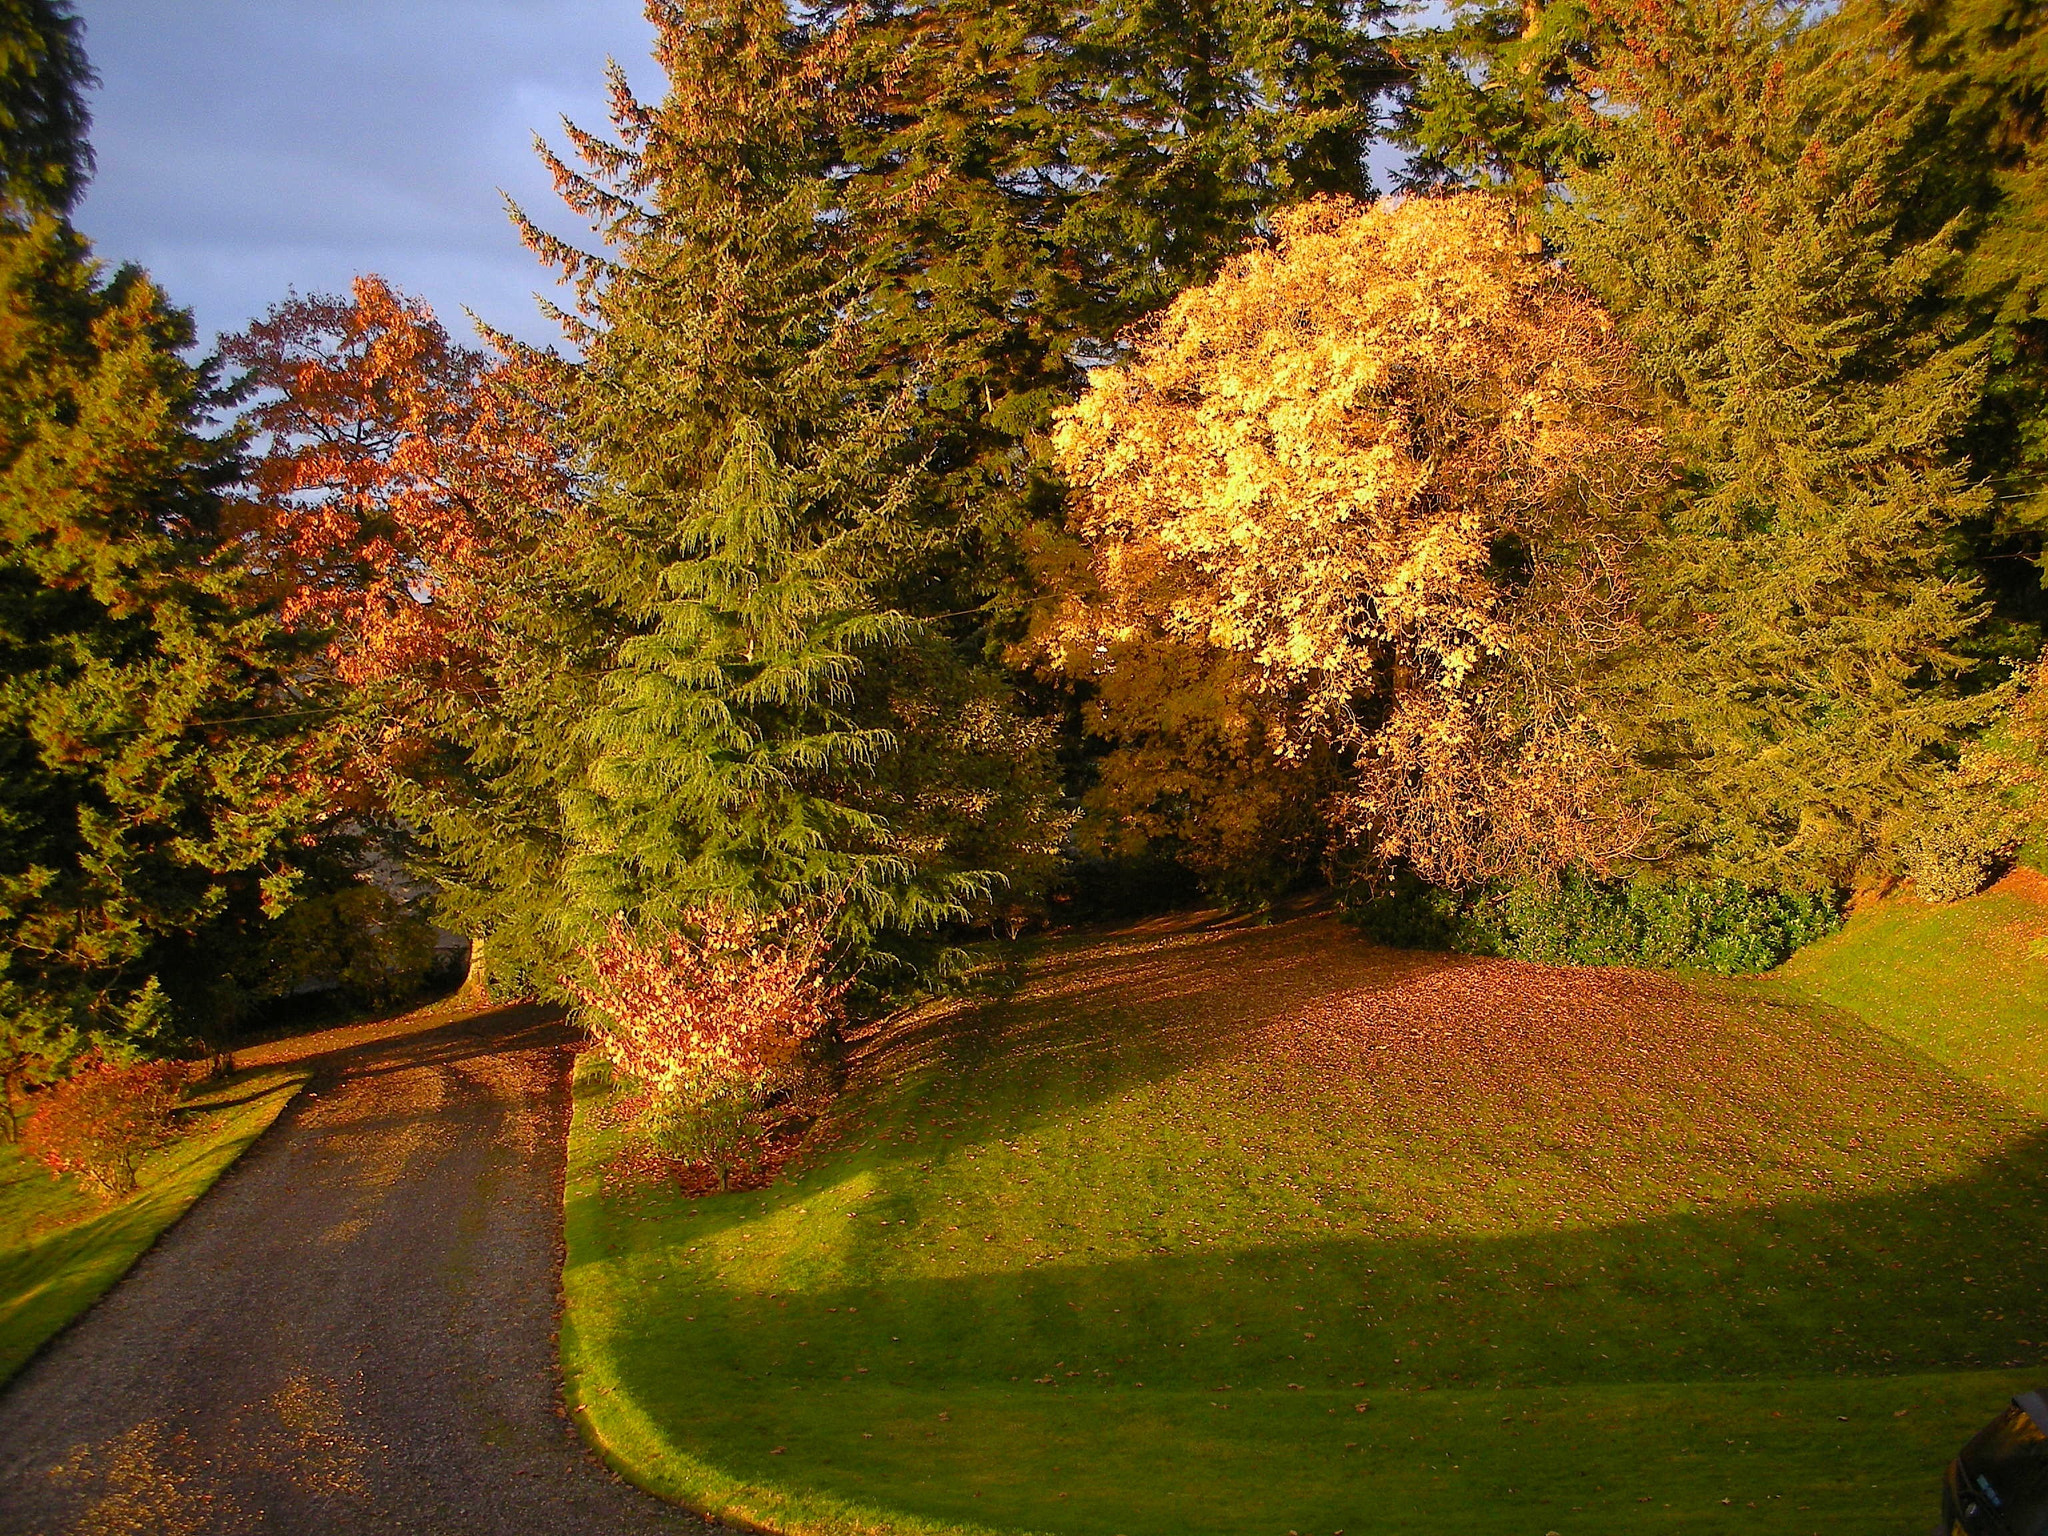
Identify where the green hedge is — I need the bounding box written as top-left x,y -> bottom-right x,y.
1345,872 -> 1842,976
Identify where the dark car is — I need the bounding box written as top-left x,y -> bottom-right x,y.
1944,1392 -> 2048,1535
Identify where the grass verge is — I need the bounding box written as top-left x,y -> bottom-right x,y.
1765,868 -> 2048,1114
0,1063 -> 307,1384
564,910 -> 2046,1536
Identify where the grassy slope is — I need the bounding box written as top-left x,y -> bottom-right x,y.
0,1064 -> 306,1383
1768,869 -> 2048,1113
564,910 -> 2048,1536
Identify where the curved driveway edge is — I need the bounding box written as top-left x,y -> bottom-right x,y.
0,1003 -> 704,1536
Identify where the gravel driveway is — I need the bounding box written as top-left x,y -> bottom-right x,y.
0,1003 -> 704,1536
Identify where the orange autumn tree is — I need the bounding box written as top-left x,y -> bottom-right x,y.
1042,195 -> 1668,888
220,278 -> 570,997
220,276 -> 561,711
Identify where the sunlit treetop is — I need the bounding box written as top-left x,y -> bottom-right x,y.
1045,194 -> 1668,888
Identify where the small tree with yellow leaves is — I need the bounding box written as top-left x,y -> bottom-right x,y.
1042,195 -> 1668,888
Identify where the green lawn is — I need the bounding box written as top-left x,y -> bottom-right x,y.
1767,870 -> 2048,1113
563,908 -> 2048,1536
0,1064 -> 307,1383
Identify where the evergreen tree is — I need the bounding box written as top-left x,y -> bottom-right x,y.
0,224 -> 328,1079
1550,0 -> 1999,888
0,1 -> 334,1118
0,0 -> 91,214
1400,1 -> 2048,662
1887,0 -> 2048,657
484,0 -> 1064,972
1393,0 -> 1605,201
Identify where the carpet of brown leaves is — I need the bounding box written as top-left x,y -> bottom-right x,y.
819,904 -> 2021,1243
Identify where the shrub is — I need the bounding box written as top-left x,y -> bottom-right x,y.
1343,873 -> 1505,955
21,1055 -> 192,1199
1494,875 -> 1842,975
569,907 -> 845,1183
1899,803 -> 2016,905
1346,872 -> 1842,976
635,1082 -> 765,1190
1896,660 -> 2048,900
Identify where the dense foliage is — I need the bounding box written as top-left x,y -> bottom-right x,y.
1045,195 -> 1665,889
219,277 -> 552,709
817,0 -> 1407,639
1347,871 -> 1843,975
1390,0 -> 2048,896
7,0 -> 2048,1118
220,276 -> 569,1000
571,907 -> 842,1184
1893,0 -> 2048,656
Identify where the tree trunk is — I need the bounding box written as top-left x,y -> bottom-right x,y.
454,935 -> 491,1011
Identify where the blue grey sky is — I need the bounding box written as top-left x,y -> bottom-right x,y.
72,4 -> 1425,354
73,2 -> 660,351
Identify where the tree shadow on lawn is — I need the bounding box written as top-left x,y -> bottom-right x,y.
827,908 -> 1963,1159
854,907 -> 1438,1082
579,1130 -> 2048,1534
572,913 -> 2048,1530
234,998 -> 572,1075
278,1003 -> 574,1087
597,1121 -> 2048,1399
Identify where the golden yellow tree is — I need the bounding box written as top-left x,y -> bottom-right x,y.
1043,195 -> 1667,887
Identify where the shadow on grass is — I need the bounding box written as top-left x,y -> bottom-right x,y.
590,1121 -> 2048,1402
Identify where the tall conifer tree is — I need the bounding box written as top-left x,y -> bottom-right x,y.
0,0 -> 90,214
1400,0 -> 2048,664
509,0 -> 1064,962
0,2 -> 330,1101
1393,0 -> 1604,200
1888,0 -> 2048,653
1551,0 -> 1998,887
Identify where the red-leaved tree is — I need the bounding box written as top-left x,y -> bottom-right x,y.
220,276 -> 564,706
21,1055 -> 193,1199
569,908 -> 845,1105
220,279 -> 570,998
